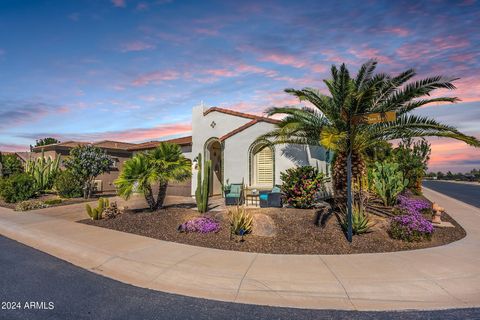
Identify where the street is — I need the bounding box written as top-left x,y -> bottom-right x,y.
1,235 -> 479,319
423,180 -> 480,208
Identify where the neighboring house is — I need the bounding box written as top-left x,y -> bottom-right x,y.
31,141 -> 135,192
127,136 -> 193,197
191,105 -> 330,196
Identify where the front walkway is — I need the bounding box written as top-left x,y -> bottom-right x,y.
0,189 -> 479,311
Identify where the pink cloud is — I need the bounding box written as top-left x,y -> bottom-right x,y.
111,0 -> 126,8
260,53 -> 306,68
0,143 -> 29,152
194,28 -> 219,36
136,2 -> 149,11
132,70 -> 180,86
348,47 -> 394,65
396,36 -> 470,61
382,27 -> 410,37
427,138 -> 480,171
120,41 -> 154,52
433,76 -> 480,103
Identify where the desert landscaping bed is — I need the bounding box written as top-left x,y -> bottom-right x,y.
80,204 -> 466,255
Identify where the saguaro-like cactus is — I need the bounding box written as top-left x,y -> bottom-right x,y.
195,153 -> 211,213
25,150 -> 61,191
85,197 -> 109,220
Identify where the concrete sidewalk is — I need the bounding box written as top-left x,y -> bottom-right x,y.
0,188 -> 479,311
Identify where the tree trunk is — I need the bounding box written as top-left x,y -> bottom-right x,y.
332,151 -> 366,204
143,185 -> 156,211
154,182 -> 168,210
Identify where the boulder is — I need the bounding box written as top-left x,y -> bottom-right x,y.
252,213 -> 276,237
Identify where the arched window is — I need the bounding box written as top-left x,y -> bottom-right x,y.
251,144 -> 274,187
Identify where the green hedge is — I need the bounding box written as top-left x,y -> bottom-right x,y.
0,173 -> 36,203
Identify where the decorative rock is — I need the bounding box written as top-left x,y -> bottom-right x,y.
252,213 -> 276,237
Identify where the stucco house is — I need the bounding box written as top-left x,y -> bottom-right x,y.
191,105 -> 330,196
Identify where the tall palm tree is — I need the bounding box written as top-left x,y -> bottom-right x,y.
115,142 -> 191,211
258,60 -> 479,200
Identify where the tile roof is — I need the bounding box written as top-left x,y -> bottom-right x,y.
203,107 -> 281,124
93,140 -> 136,149
32,140 -> 134,152
127,136 -> 192,151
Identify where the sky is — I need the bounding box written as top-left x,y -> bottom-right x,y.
0,0 -> 479,173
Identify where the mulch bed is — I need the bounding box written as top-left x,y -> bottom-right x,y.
79,204 -> 466,255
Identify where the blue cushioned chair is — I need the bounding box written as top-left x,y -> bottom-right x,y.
225,183 -> 244,205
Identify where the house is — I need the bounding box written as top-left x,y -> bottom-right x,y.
127,136 -> 193,196
31,141 -> 136,192
191,105 -> 330,196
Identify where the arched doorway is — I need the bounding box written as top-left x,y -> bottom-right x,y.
205,139 -> 223,196
250,142 -> 274,188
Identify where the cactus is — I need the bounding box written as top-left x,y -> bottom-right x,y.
195,153 -> 211,213
371,162 -> 409,206
25,150 -> 61,191
85,197 -> 109,220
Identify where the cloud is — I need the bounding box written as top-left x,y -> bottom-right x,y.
120,41 -> 155,52
131,70 -> 180,86
259,53 -> 306,68
111,0 -> 126,8
0,143 -> 29,152
136,2 -> 149,11
0,100 -> 69,130
18,122 -> 192,143
382,27 -> 410,37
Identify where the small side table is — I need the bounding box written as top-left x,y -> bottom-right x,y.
246,193 -> 260,207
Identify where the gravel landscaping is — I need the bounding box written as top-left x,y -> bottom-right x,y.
80,203 -> 466,255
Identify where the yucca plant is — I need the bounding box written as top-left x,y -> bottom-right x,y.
25,150 -> 61,192
257,60 -> 480,201
229,206 -> 253,236
338,202 -> 375,235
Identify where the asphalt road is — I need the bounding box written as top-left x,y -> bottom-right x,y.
1,236 -> 479,319
423,180 -> 480,208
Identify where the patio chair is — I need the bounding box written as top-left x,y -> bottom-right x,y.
225,183 -> 244,205
259,186 -> 283,208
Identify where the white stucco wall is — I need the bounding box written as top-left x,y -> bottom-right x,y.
191,104 -> 330,195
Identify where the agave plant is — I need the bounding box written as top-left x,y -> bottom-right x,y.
229,206 -> 253,236
25,150 -> 61,191
258,60 -> 480,201
338,202 -> 375,235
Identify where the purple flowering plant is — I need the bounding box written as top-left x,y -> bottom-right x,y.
390,193 -> 434,242
280,166 -> 326,209
178,217 -> 220,233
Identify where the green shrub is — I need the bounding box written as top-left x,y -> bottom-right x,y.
54,170 -> 83,198
14,200 -> 49,211
229,206 -> 253,235
0,154 -> 24,177
44,198 -> 63,205
280,166 -> 326,209
338,202 -> 375,235
0,173 -> 36,203
370,162 -> 408,206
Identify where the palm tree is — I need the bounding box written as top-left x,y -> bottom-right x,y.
258,60 -> 479,200
115,142 -> 191,211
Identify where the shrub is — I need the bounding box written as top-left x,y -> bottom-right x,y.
229,206 -> 253,235
370,162 -> 409,206
54,170 -> 83,198
0,173 -> 36,203
103,201 -> 122,220
14,200 -> 49,211
389,213 -> 434,242
338,202 -> 375,235
178,217 -> 220,233
0,154 -> 24,177
280,166 -> 326,209
396,194 -> 431,214
43,198 -> 63,205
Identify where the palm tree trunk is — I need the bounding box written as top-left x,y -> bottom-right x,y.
144,185 -> 156,211
154,182 -> 168,210
332,151 -> 366,203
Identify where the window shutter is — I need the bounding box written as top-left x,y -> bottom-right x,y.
255,147 -> 273,186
